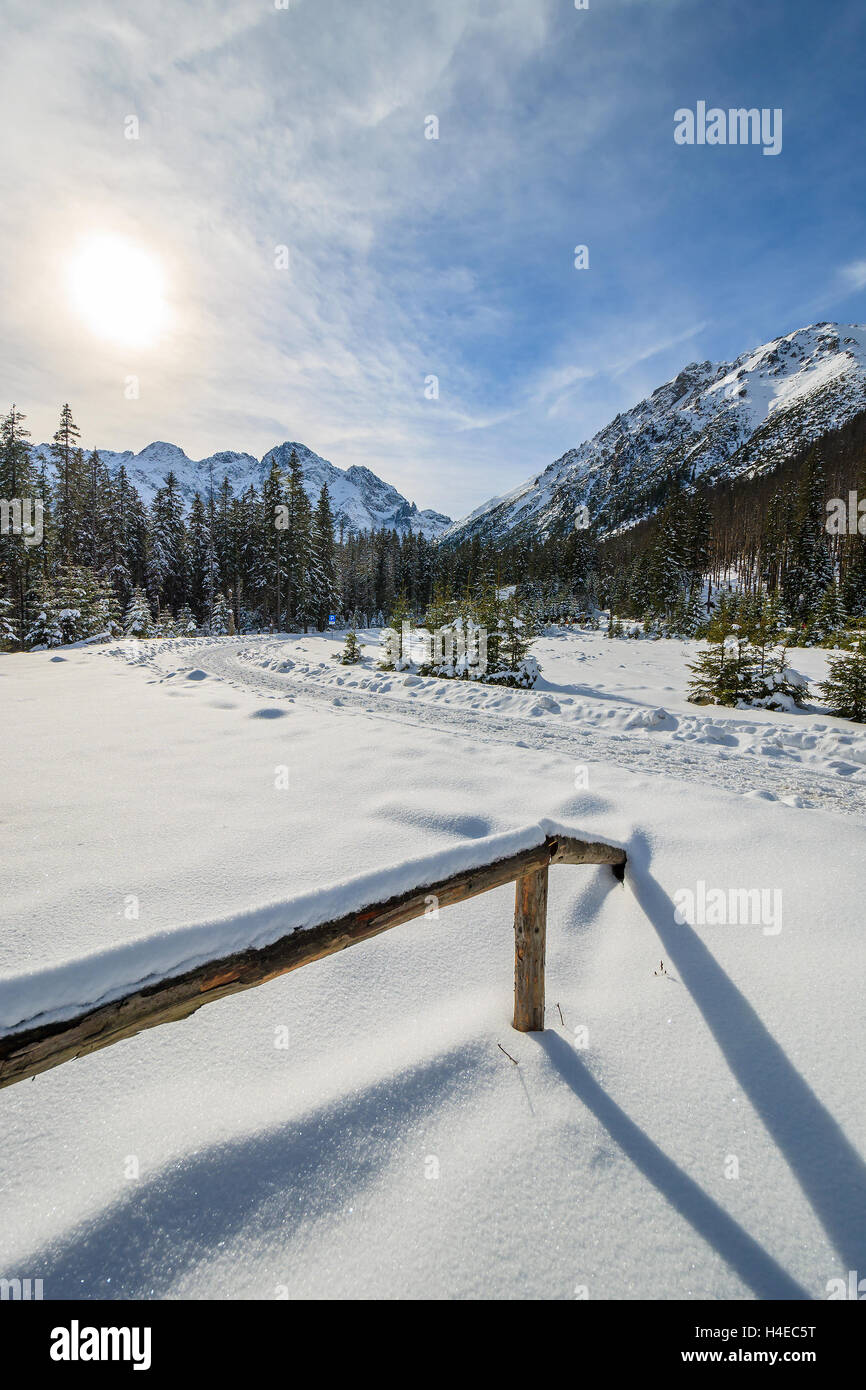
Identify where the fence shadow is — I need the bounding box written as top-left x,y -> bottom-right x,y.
534,1030 -> 810,1299
623,829 -> 866,1278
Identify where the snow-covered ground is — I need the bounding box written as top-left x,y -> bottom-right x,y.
0,628 -> 864,1299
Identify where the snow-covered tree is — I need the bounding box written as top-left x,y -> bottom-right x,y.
55,566 -> 97,644
820,640 -> 866,722
312,483 -> 339,630
149,471 -> 187,614
176,603 -> 198,636
209,591 -> 230,635
782,450 -> 833,622
25,579 -> 63,649
0,592 -> 18,648
337,630 -> 363,664
50,404 -> 85,564
92,576 -> 123,639
123,586 -> 154,638
810,582 -> 846,646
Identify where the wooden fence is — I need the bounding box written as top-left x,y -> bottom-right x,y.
0,831 -> 626,1092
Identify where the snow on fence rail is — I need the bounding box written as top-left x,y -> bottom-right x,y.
0,821 -> 627,1092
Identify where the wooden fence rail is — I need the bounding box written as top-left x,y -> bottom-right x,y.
0,832 -> 626,1092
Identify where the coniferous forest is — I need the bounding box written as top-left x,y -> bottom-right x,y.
2,402 -> 866,669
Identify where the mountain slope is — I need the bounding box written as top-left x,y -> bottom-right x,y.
442,322 -> 866,545
30,438 -> 451,539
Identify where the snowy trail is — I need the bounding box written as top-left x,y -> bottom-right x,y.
113,636 -> 866,822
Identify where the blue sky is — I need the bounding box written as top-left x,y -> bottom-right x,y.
1,0 -> 865,519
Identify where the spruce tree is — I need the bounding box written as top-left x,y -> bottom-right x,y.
261,459 -> 286,628
819,640 -> 866,722
0,592 -> 18,648
25,578 -> 63,648
176,603 -> 198,636
842,542 -> 866,617
497,592 -> 532,676
50,404 -> 83,563
312,484 -> 339,629
338,630 -> 363,664
187,493 -> 211,624
104,465 -> 136,609
123,586 -> 154,638
0,405 -> 37,640
93,576 -> 123,638
782,449 -> 833,624
55,566 -> 97,644
686,599 -> 749,706
810,582 -> 846,646
209,591 -> 230,635
149,471 -> 187,614
284,449 -> 313,627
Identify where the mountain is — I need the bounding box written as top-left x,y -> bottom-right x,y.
30,438 -> 451,540
442,322 -> 866,546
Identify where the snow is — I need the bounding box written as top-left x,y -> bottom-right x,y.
0,628 -> 864,1299
0,817 -> 623,1038
444,321 -> 866,544
29,438 -> 451,539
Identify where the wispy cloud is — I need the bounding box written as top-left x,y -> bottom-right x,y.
841,260 -> 866,292
2,0 -> 864,520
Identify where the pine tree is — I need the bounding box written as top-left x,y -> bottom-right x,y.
686,599 -> 750,706
496,592 -> 532,675
0,405 -> 38,643
0,592 -> 18,648
81,450 -> 112,571
284,449 -> 313,628
25,577 -> 63,649
743,593 -> 784,675
387,588 -> 413,629
55,566 -> 97,644
176,603 -> 198,636
92,576 -> 123,638
209,591 -> 230,635
338,630 -> 363,664
646,492 -> 688,618
149,471 -> 187,614
312,484 -> 339,629
50,404 -> 83,563
186,493 -> 211,624
123,586 -> 154,638
261,459 -> 286,628
810,582 -> 846,646
842,536 -> 866,618
104,465 -> 137,610
819,639 -> 866,722
213,475 -> 236,610
782,449 -> 833,623
681,582 -> 706,638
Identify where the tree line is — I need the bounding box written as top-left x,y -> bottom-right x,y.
0,404 -> 449,646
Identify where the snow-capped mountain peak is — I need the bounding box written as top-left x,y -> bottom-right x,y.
30,437 -> 451,539
443,322 -> 866,545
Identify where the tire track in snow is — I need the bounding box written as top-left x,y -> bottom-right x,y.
121,637 -> 866,823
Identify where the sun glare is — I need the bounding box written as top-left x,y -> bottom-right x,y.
69,236 -> 167,347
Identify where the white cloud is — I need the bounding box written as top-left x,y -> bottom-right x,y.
841,260 -> 866,292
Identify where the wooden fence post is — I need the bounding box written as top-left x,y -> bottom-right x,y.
513,865 -> 548,1032
0,833 -> 626,1090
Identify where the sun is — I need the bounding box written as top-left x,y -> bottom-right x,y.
69,235 -> 167,347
